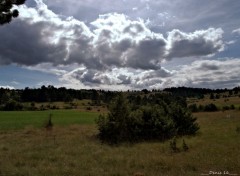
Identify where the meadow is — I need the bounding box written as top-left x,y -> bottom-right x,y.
0,109 -> 240,175
0,110 -> 98,130
188,95 -> 240,109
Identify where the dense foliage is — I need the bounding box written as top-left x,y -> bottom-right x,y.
0,86 -> 239,111
163,87 -> 240,98
0,86 -> 117,110
96,94 -> 199,144
0,0 -> 26,25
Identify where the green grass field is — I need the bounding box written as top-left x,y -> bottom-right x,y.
0,109 -> 240,175
0,110 -> 98,130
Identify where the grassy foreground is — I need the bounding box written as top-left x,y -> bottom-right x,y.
0,110 -> 240,175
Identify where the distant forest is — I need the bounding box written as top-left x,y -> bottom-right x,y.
0,86 -> 240,104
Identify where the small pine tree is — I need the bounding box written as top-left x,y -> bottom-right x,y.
96,93 -> 131,143
170,136 -> 179,152
236,126 -> 240,134
45,114 -> 53,130
182,139 -> 189,151
210,93 -> 215,99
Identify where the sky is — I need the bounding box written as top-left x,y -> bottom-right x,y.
0,0 -> 240,90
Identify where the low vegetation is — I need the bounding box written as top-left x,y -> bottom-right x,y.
97,94 -> 199,144
0,110 -> 239,175
0,86 -> 239,175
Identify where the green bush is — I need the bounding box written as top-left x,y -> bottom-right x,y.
170,136 -> 179,152
96,94 -> 131,143
188,103 -> 198,112
182,139 -> 189,151
169,103 -> 199,136
222,105 -> 230,111
236,126 -> 240,134
1,100 -> 23,111
96,94 -> 199,144
204,103 -> 218,112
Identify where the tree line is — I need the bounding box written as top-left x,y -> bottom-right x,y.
0,85 -> 239,111
164,86 -> 240,98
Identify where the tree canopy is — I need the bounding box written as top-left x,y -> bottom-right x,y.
0,0 -> 26,25
96,93 -> 199,144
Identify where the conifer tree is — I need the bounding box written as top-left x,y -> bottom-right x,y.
182,139 -> 189,151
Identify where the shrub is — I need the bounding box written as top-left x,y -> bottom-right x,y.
188,104 -> 198,112
170,136 -> 179,152
198,105 -> 204,112
182,139 -> 189,151
96,94 -> 200,144
44,114 -> 53,129
236,126 -> 240,134
222,106 -> 230,111
86,107 -> 92,111
169,103 -> 199,136
136,105 -> 176,141
204,103 -> 218,112
40,105 -> 46,111
2,100 -> 23,111
96,94 -> 131,143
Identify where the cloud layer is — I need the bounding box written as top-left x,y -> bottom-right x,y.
1,0 -> 239,90
0,1 -> 224,68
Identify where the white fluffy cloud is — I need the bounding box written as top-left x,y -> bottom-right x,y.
162,58 -> 240,89
232,28 -> 240,35
0,0 -> 232,89
0,85 -> 15,89
0,1 -> 224,68
60,58 -> 240,90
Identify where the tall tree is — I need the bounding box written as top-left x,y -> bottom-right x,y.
0,0 -> 26,25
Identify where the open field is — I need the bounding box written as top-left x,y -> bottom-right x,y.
187,96 -> 240,109
22,99 -> 108,112
0,110 -> 240,175
0,110 -> 98,130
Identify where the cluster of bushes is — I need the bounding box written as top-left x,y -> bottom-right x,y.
0,100 -> 23,111
188,103 -> 237,112
222,105 -> 235,111
188,103 -> 218,112
0,101 -> 59,111
96,94 -> 199,144
169,137 -> 189,153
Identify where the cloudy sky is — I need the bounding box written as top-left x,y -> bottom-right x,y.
0,0 -> 240,90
